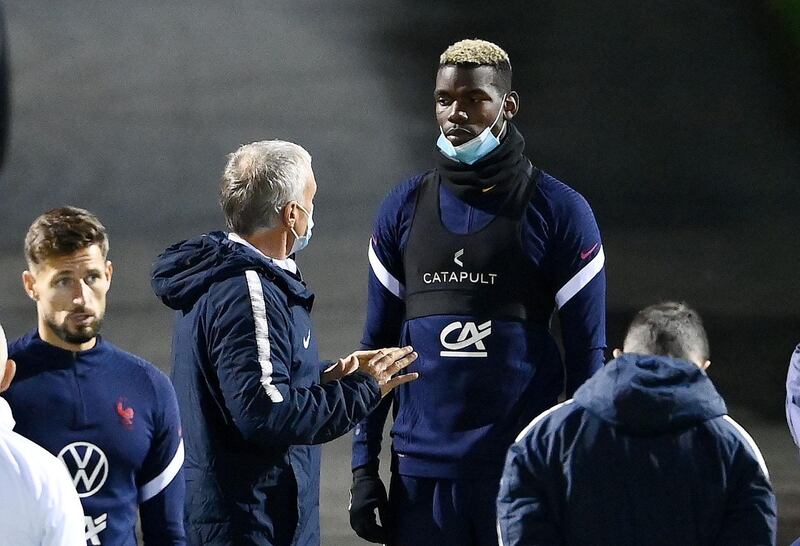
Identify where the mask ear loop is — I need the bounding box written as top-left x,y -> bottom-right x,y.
493,94 -> 508,134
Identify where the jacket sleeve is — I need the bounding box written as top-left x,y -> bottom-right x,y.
714,416 -> 777,545
787,345 -> 800,450
205,274 -> 382,448
352,182 -> 416,470
138,367 -> 186,546
496,420 -> 562,546
546,186 -> 606,396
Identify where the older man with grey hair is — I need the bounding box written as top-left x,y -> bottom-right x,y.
152,140 -> 419,546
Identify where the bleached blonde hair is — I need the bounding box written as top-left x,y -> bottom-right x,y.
439,39 -> 511,69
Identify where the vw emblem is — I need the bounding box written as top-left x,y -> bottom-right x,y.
57,442 -> 109,498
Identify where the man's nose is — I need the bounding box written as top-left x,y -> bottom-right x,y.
73,280 -> 91,304
447,102 -> 468,124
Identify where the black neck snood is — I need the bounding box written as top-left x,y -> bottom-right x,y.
434,123 -> 529,205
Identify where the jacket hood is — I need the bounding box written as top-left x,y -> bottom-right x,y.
573,353 -> 726,435
151,231 -> 312,310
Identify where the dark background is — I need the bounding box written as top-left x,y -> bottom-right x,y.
0,1 -> 797,543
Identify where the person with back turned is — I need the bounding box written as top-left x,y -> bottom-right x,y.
497,302 -> 777,545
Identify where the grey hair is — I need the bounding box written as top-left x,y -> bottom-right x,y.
623,302 -> 710,363
220,140 -> 312,235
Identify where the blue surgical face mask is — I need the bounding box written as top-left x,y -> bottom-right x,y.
436,97 -> 507,165
289,203 -> 313,255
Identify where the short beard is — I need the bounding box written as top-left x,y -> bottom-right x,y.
45,316 -> 102,346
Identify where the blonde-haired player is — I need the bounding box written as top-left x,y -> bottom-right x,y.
349,38 -> 607,545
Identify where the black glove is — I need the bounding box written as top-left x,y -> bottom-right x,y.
349,465 -> 389,543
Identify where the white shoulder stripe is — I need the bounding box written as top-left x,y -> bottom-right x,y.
515,399 -> 574,443
368,239 -> 404,299
555,246 -> 605,309
139,440 -> 184,502
245,270 -> 284,403
722,415 -> 770,480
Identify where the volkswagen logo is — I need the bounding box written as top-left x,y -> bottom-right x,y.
57,442 -> 109,498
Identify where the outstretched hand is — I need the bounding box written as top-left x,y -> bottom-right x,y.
321,355 -> 360,383
353,346 -> 419,397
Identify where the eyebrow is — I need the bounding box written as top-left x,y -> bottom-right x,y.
434,88 -> 492,99
53,267 -> 103,276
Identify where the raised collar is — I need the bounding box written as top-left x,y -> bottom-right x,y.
19,330 -> 106,364
228,232 -> 298,275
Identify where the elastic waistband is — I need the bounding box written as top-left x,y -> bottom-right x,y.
394,453 -> 504,480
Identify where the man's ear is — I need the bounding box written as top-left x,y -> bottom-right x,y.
504,91 -> 520,120
22,270 -> 38,301
106,261 -> 114,286
612,348 -> 623,359
281,202 -> 297,229
700,360 -> 711,371
0,359 -> 16,393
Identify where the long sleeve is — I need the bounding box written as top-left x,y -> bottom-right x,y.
352,241 -> 404,470
352,181 -> 418,470
545,183 -> 606,396
138,369 -> 186,545
205,275 -> 382,448
361,178 -> 416,350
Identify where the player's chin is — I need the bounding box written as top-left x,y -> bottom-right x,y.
65,322 -> 101,344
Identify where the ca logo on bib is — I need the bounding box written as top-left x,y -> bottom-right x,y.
440,321 -> 492,358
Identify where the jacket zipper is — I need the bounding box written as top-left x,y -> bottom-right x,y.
72,352 -> 87,428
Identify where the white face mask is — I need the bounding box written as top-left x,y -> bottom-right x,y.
436,96 -> 507,165
289,203 -> 313,255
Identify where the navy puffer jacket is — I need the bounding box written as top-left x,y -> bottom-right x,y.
497,353 -> 776,546
152,232 -> 381,546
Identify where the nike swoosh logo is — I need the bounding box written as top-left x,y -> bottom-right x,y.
580,243 -> 599,260
303,330 -> 311,349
